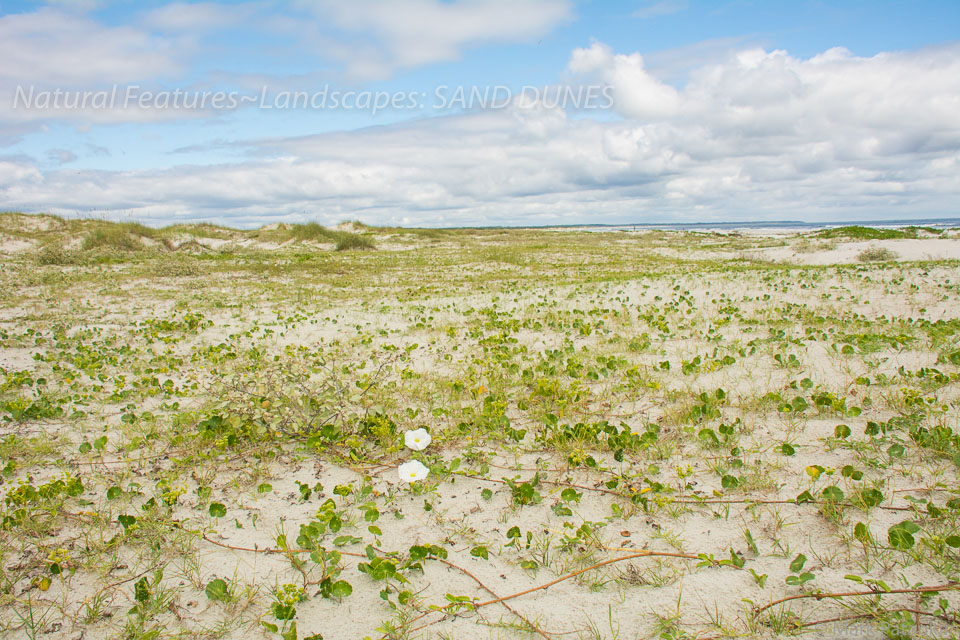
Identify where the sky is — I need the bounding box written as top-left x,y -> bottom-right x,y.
0,0 -> 958,228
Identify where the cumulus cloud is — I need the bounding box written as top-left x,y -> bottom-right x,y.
569,42 -> 680,120
4,41 -> 960,226
677,45 -> 960,160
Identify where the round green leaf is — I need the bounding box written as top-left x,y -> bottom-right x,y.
858,488 -> 884,508
721,474 -> 739,489
329,580 -> 352,598
888,525 -> 915,550
821,485 -> 844,502
789,553 -> 807,572
470,546 -> 489,560
205,578 -> 229,601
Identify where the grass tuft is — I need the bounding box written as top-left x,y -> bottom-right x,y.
290,222 -> 336,242
81,222 -> 161,252
857,246 -> 899,262
334,232 -> 375,251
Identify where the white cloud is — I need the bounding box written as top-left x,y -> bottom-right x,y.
294,0 -> 573,80
641,36 -> 753,83
141,2 -> 257,31
3,41 -> 960,227
0,9 -> 180,86
0,160 -> 43,186
569,42 -> 680,120
0,8 -> 193,129
674,44 -> 960,159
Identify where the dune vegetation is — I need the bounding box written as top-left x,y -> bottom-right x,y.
1,213 -> 959,639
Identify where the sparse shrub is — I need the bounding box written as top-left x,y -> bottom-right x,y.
857,247 -> 898,262
35,243 -> 83,265
793,238 -> 835,253
154,254 -> 202,277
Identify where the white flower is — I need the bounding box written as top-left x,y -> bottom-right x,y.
404,428 -> 432,451
398,460 -> 429,483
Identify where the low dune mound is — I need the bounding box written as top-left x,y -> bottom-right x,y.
754,237 -> 960,265
4,214 -> 380,265
0,212 -> 68,234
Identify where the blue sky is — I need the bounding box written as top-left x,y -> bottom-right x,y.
1,0 -> 958,227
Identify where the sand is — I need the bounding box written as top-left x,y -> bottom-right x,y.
0,219 -> 958,639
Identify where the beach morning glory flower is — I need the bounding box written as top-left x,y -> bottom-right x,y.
404,428 -> 432,451
398,460 -> 429,483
